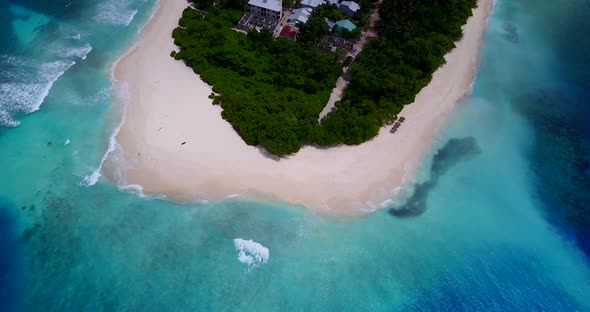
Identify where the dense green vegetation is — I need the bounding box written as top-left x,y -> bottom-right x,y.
172,8 -> 341,155
319,0 -> 477,145
297,16 -> 330,45
298,4 -> 363,45
352,0 -> 372,27
172,0 -> 477,155
312,2 -> 371,29
313,3 -> 346,21
189,0 -> 250,11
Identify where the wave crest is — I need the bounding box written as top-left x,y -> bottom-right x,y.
233,238 -> 269,271
0,59 -> 76,127
80,81 -> 131,186
94,0 -> 138,26
58,43 -> 93,60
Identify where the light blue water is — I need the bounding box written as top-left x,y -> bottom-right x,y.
1,0 -> 589,310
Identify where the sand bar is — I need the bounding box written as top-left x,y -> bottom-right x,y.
110,0 -> 493,213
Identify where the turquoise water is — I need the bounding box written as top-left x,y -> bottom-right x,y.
1,0 -> 590,310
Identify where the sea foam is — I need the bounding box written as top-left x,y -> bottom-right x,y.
80,81 -> 131,186
0,1 -> 102,128
58,43 -> 93,60
0,59 -> 75,127
94,0 -> 138,26
233,238 -> 269,271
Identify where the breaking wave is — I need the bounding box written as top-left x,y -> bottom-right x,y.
94,0 -> 139,26
80,81 -> 131,186
0,59 -> 75,127
233,238 -> 269,271
58,43 -> 93,60
0,36 -> 95,127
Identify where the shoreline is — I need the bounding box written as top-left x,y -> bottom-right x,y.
108,0 -> 493,213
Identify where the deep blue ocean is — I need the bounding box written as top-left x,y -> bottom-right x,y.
1,0 -> 589,310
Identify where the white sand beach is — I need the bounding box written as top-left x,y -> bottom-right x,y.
111,0 -> 493,213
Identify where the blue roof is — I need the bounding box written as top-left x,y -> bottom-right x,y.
335,19 -> 356,31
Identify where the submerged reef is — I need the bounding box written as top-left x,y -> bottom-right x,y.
389,137 -> 482,218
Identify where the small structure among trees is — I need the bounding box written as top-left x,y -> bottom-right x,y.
279,24 -> 299,40
300,0 -> 326,9
247,0 -> 283,20
289,7 -> 313,24
237,0 -> 283,31
338,1 -> 360,17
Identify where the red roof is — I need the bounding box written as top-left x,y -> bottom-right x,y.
279,25 -> 299,39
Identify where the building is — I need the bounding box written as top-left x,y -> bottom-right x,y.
248,0 -> 283,20
300,0 -> 325,9
279,24 -> 299,40
289,7 -> 313,24
338,0 -> 360,17
325,18 -> 336,31
335,19 -> 357,32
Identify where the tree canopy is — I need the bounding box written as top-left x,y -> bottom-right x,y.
319,0 -> 477,144
173,8 -> 341,155
172,0 -> 477,156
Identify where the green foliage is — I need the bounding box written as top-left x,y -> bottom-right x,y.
353,0 -> 372,27
378,0 -> 477,42
189,0 -> 213,10
283,0 -> 295,8
219,0 -> 247,10
298,17 -> 329,46
339,26 -> 361,39
312,4 -> 345,20
320,0 -> 477,144
172,0 -> 477,156
173,8 -> 341,155
343,55 -> 353,67
351,27 -> 362,38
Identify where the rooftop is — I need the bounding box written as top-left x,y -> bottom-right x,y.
293,7 -> 313,14
340,0 -> 360,12
300,0 -> 326,8
325,18 -> 336,31
289,8 -> 313,23
335,19 -> 357,31
248,0 -> 282,12
279,24 -> 299,39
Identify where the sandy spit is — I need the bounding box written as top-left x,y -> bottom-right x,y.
110,0 -> 493,213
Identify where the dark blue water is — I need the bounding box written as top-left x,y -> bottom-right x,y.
511,0 -> 590,261
0,198 -> 22,312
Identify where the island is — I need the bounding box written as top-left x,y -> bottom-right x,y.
111,0 -> 492,212
171,0 -> 477,156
